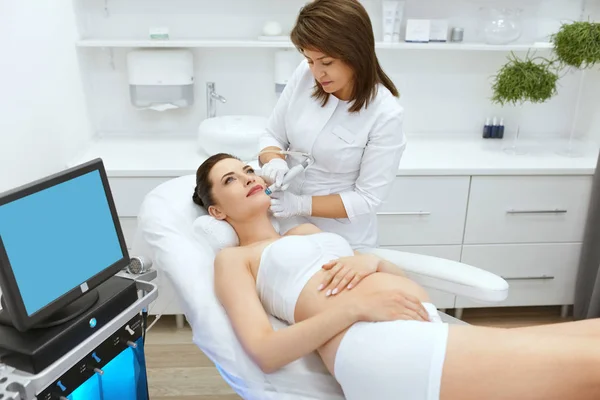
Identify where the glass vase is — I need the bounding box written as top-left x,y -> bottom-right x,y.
503,106 -> 528,156
503,124 -> 528,155
480,7 -> 523,45
556,69 -> 585,158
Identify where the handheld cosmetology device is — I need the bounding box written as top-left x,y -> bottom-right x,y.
259,150 -> 313,196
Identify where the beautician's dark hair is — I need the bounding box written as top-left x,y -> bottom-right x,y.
193,153 -> 239,209
290,0 -> 399,113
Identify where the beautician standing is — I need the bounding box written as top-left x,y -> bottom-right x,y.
258,0 -> 406,250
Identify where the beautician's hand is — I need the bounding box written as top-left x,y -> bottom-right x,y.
260,158 -> 289,190
357,289 -> 431,322
318,254 -> 379,296
270,191 -> 312,219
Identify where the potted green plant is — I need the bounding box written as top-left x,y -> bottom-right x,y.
490,51 -> 560,154
552,20 -> 600,70
550,20 -> 600,156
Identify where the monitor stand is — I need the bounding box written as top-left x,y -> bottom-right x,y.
0,289 -> 99,330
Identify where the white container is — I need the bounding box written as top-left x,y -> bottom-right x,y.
430,20 -> 449,42
197,115 -> 268,161
392,1 -> 405,42
382,0 -> 399,42
126,49 -> 194,109
405,19 -> 431,43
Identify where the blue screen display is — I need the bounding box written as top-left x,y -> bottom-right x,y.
0,169 -> 124,316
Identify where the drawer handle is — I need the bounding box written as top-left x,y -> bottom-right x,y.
377,211 -> 431,216
506,209 -> 567,215
502,275 -> 555,281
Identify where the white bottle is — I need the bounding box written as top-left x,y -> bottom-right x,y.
382,1 -> 399,42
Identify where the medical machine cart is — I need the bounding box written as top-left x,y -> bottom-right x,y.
0,271 -> 157,400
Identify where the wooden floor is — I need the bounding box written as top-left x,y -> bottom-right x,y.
144,306 -> 573,400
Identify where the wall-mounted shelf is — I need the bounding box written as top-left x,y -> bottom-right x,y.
75,38 -> 554,52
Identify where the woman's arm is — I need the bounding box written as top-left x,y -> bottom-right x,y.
311,194 -> 348,218
338,112 -> 406,222
271,113 -> 406,220
351,250 -> 407,277
365,251 -> 407,277
259,146 -> 285,165
214,248 -> 359,374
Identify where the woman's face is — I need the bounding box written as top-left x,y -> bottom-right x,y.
303,49 -> 354,100
207,158 -> 271,221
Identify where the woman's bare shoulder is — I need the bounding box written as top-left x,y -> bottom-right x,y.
283,223 -> 322,236
214,246 -> 251,268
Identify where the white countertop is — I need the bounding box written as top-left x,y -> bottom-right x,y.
68,134 -> 599,177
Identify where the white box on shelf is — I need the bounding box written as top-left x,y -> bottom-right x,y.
430,20 -> 449,42
405,19 -> 430,43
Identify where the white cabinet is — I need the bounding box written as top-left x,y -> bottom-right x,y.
108,172 -> 593,316
456,175 -> 592,311
464,176 -> 592,244
378,177 -> 470,246
456,243 -> 582,307
376,177 -> 472,309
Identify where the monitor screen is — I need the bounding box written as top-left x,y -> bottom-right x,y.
0,168 -> 124,317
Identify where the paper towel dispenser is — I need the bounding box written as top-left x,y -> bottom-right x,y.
126,49 -> 194,110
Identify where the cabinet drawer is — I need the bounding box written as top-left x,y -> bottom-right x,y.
381,245 -> 461,309
464,176 -> 592,244
108,177 -> 171,217
377,176 -> 470,246
455,243 -> 582,308
119,217 -> 137,249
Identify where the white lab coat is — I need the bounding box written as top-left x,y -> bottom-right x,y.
259,60 -> 406,250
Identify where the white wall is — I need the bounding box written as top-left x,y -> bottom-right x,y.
73,0 -> 597,143
0,1 -> 93,193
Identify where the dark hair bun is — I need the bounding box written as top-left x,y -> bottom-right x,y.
192,187 -> 204,207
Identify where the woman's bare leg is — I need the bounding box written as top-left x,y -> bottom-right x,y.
440,324 -> 600,400
509,318 -> 600,337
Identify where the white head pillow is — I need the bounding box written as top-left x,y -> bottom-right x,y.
193,214 -> 280,252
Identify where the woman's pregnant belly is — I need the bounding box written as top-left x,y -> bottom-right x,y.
293,269 -> 431,376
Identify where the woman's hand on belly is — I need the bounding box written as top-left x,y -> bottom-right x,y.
318,253 -> 380,296
353,288 -> 432,322
298,271 -> 432,324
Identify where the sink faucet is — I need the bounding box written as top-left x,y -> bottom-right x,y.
207,82 -> 227,118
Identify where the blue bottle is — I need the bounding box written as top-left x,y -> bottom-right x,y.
482,117 -> 491,138
490,117 -> 499,138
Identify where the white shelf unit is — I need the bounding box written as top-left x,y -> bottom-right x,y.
75,38 -> 554,52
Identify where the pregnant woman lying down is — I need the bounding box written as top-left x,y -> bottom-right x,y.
192,153 -> 600,400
